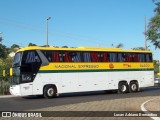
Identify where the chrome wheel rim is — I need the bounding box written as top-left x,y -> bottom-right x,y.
47,88 -> 54,96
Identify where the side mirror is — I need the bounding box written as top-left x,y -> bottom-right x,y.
2,70 -> 5,77
10,68 -> 13,76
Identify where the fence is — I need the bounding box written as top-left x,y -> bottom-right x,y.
0,76 -> 10,95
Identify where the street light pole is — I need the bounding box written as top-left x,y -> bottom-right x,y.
46,17 -> 51,47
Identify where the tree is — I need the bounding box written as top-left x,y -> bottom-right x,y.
116,43 -> 123,48
62,46 -> 68,48
10,44 -> 20,53
146,0 -> 160,48
0,44 -> 8,59
0,37 -> 2,43
111,43 -> 124,48
0,57 -> 13,76
0,35 -> 8,58
132,47 -> 145,50
28,43 -> 37,46
11,44 -> 20,49
154,60 -> 159,77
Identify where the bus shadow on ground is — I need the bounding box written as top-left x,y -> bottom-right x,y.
0,86 -> 160,111
22,90 -> 117,99
22,86 -> 160,99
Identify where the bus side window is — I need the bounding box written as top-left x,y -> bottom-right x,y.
146,53 -> 152,62
101,53 -> 109,62
133,53 -> 139,62
83,52 -> 91,62
124,53 -> 132,62
118,53 -> 125,62
53,51 -> 60,62
42,51 -> 52,62
59,52 -> 64,62
91,52 -> 99,62
109,53 -> 117,62
71,52 -> 82,62
64,52 -> 72,62
138,54 -> 145,62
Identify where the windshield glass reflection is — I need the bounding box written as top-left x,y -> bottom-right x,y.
13,52 -> 22,67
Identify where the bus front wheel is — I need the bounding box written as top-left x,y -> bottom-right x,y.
118,82 -> 128,94
43,85 -> 57,99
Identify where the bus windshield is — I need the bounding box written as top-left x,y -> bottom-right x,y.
11,67 -> 20,85
13,52 -> 22,67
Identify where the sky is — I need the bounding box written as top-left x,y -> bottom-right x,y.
0,0 -> 159,60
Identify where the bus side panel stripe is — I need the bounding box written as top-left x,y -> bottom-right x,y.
38,69 -> 154,73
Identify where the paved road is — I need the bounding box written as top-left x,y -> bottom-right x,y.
0,86 -> 160,111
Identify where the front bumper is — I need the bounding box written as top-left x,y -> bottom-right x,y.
9,85 -> 21,96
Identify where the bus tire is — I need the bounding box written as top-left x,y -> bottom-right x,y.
129,81 -> 139,93
118,82 -> 128,94
43,85 -> 57,99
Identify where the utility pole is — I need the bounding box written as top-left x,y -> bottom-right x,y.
144,16 -> 147,50
46,17 -> 51,47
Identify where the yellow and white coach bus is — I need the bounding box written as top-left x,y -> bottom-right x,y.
10,46 -> 154,98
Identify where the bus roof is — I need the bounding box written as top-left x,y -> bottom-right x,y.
17,46 -> 152,53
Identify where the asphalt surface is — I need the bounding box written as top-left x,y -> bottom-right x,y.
0,86 -> 160,111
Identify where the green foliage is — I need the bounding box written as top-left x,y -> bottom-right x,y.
0,37 -> 2,42
116,43 -> 123,48
154,60 -> 159,77
62,46 -> 68,48
111,43 -> 124,48
146,1 -> 160,48
28,43 -> 37,46
9,44 -> 20,52
132,47 -> 145,50
11,44 -> 20,49
0,44 -> 8,59
0,57 -> 13,76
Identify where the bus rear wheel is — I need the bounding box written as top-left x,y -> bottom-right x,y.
129,81 -> 139,93
118,82 -> 128,94
43,85 -> 57,99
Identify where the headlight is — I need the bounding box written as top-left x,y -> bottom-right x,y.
22,74 -> 31,81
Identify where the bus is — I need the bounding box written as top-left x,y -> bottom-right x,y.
9,46 -> 154,98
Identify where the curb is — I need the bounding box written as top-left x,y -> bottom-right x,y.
141,98 -> 160,120
0,95 -> 15,98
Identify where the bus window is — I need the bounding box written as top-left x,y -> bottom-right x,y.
22,51 -> 41,64
53,51 -> 60,62
71,52 -> 82,62
52,51 -> 73,62
138,54 -> 145,62
83,52 -> 91,62
124,53 -> 133,62
64,52 -> 72,62
101,53 -> 109,62
133,53 -> 139,62
91,52 -> 99,62
118,53 -> 125,62
146,53 -> 152,62
42,51 -> 53,62
13,52 -> 22,67
109,53 -> 117,62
